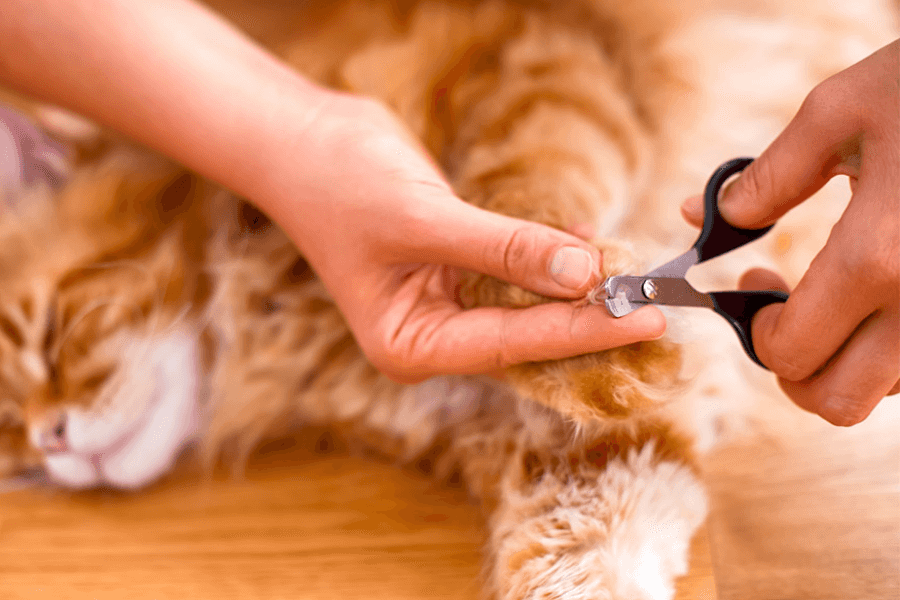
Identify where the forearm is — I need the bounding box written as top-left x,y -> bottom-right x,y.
0,0 -> 331,210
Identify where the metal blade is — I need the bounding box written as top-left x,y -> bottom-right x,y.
603,275 -> 647,317
645,277 -> 715,309
603,274 -> 714,317
644,247 -> 699,279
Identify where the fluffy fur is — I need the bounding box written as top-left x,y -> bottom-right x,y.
0,1 -> 895,598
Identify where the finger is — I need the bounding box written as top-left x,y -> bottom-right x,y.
751,168 -> 896,381
680,195 -> 703,228
752,238 -> 878,381
566,222 -> 596,241
778,308 -> 899,426
383,300 -> 666,381
737,267 -> 790,293
414,201 -> 603,300
680,179 -> 740,228
713,80 -> 858,229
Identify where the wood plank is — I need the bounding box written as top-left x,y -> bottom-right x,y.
705,398 -> 900,600
0,436 -> 714,599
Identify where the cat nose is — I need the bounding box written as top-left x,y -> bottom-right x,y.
36,412 -> 68,453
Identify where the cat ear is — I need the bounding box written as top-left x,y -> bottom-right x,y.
53,150 -> 204,249
155,172 -> 199,225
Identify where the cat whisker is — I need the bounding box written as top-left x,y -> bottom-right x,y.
47,262 -> 150,356
48,293 -> 151,365
150,234 -> 183,334
162,304 -> 193,336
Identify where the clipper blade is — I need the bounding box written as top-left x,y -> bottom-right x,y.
603,276 -> 638,317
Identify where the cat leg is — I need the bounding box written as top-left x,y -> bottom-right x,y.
202,225 -> 703,599
484,416 -> 706,600
356,380 -> 707,600
315,373 -> 706,600
445,7 -> 665,240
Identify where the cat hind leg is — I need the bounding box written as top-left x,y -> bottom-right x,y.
487,429 -> 706,600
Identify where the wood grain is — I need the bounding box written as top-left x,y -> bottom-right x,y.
2,397 -> 894,600
0,436 -> 715,600
704,397 -> 900,600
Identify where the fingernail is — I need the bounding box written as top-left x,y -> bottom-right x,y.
717,179 -> 745,223
720,179 -> 739,200
681,195 -> 702,222
550,247 -> 595,290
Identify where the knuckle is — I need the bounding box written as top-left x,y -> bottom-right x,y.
829,235 -> 867,277
499,226 -> 539,282
364,334 -> 425,384
374,353 -> 428,384
764,344 -> 816,381
739,160 -> 768,201
889,379 -> 900,396
496,311 -> 517,368
834,234 -> 897,295
799,78 -> 840,122
821,395 -> 872,427
870,236 -> 900,294
797,75 -> 863,134
365,344 -> 397,377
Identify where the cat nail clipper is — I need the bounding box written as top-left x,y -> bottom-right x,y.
603,157 -> 788,369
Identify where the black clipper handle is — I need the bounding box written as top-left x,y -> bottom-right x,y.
693,157 -> 774,263
710,290 -> 789,368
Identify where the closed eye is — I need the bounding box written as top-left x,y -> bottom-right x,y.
0,313 -> 24,347
0,398 -> 24,428
79,367 -> 116,394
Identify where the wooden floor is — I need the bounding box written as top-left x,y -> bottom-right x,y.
705,395 -> 900,600
0,395 -> 896,600
0,433 -> 715,600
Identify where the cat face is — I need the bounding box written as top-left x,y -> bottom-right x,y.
0,155 -> 207,489
0,261 -> 202,491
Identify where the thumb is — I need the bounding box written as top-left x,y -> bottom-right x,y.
737,267 -> 791,293
416,200 -> 602,300
709,84 -> 854,229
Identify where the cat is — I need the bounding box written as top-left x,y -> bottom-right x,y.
0,1 -> 894,598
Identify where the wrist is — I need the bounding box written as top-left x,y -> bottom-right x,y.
216,79 -> 339,211
236,87 -> 350,257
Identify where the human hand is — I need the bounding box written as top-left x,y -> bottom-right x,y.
0,0 -> 664,385
263,93 -> 665,383
681,40 -> 899,425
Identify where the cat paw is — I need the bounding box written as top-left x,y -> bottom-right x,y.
461,239 -> 683,424
488,444 -> 707,600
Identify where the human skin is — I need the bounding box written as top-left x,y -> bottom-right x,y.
682,40 -> 900,426
0,0 -> 665,383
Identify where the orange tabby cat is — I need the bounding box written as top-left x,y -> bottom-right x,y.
0,1 -> 893,598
